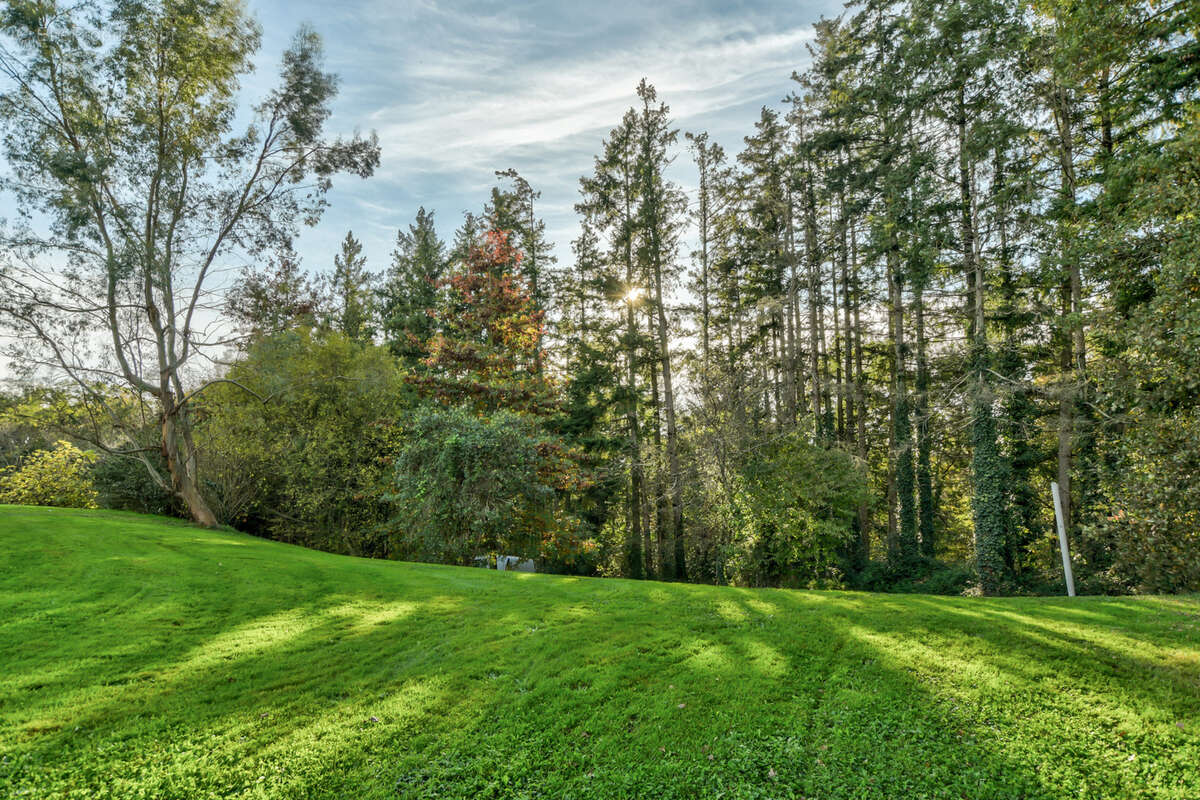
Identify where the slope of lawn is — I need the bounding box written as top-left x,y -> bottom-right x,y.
0,506 -> 1198,799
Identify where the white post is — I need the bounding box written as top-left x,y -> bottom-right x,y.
1051,481 -> 1076,597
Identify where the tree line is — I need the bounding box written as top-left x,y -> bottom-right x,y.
0,0 -> 1196,593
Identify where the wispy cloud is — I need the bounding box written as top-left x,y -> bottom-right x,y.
371,22 -> 814,177
241,0 -> 841,271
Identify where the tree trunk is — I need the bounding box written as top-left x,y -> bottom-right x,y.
698,166 -> 712,400
625,299 -> 644,581
649,342 -> 666,581
961,86 -> 1006,591
888,208 -> 915,561
803,175 -> 822,437
831,225 -> 844,442
850,221 -> 870,566
161,399 -> 217,527
784,183 -> 799,425
655,295 -> 686,582
840,189 -> 855,450
622,173 -> 645,580
1053,83 -> 1082,541
915,285 -> 934,557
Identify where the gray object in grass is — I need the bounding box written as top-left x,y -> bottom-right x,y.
496,555 -> 535,573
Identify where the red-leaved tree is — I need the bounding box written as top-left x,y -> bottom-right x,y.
400,229 -> 595,567
414,230 -> 553,414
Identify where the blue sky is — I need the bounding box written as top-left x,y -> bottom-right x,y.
265,1 -> 855,276
246,0 -> 846,274
0,0 -> 840,384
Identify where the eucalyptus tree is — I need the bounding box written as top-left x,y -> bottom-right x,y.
0,1 -> 379,525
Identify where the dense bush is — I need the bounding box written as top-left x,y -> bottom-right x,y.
0,440 -> 98,508
92,453 -> 184,517
0,391 -> 60,470
718,433 -> 869,588
1084,411 -> 1200,593
385,405 -> 593,568
198,328 -> 415,555
1082,119 -> 1200,595
854,559 -> 976,595
1,389 -> 185,516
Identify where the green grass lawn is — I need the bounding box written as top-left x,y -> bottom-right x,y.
0,506 -> 1197,799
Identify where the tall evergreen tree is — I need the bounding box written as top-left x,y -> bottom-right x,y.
578,108 -> 648,579
416,230 -> 550,414
380,208 -> 446,366
329,230 -> 377,342
634,79 -> 688,581
226,251 -> 323,339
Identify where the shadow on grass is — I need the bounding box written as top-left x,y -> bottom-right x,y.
2,511 -> 1198,799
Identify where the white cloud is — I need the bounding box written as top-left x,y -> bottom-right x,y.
370,23 -> 814,176
248,0 -> 839,271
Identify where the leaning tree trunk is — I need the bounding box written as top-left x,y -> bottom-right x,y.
161,397 -> 218,527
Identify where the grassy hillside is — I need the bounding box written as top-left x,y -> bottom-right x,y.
0,506 -> 1197,799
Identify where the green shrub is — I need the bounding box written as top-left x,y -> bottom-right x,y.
854,558 -> 975,595
198,328 -> 415,554
721,433 -> 869,588
0,390 -> 60,470
92,453 -> 184,517
1084,410 -> 1200,593
0,440 -> 98,508
385,405 -> 592,567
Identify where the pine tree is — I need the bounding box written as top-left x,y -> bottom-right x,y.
415,230 -> 551,414
329,230 -> 377,342
578,107 -> 650,579
226,250 -> 323,339
634,80 -> 688,581
449,211 -> 484,265
380,207 -> 446,366
738,106 -> 794,430
685,131 -> 727,406
554,219 -> 626,552
490,170 -> 556,353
